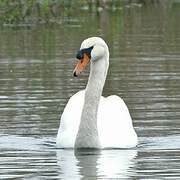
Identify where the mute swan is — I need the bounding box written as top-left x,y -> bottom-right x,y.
56,37 -> 138,149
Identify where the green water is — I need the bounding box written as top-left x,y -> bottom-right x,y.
0,3 -> 180,179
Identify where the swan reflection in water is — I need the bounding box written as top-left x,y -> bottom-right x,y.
56,149 -> 137,179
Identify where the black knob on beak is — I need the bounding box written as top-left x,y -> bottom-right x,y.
76,50 -> 83,60
76,46 -> 93,60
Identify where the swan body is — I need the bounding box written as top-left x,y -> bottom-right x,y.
56,37 -> 138,149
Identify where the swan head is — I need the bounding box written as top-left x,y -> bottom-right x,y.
73,37 -> 109,77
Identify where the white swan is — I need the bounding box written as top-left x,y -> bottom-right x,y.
56,37 -> 138,149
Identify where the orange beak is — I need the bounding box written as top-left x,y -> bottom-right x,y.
73,53 -> 90,77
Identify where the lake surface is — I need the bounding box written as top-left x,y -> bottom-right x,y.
0,3 -> 180,179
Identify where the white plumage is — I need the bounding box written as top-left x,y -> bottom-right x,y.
56,37 -> 138,149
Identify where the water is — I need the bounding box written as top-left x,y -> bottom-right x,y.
0,3 -> 180,179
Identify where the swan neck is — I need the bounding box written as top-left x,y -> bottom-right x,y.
86,61 -> 106,106
75,56 -> 109,148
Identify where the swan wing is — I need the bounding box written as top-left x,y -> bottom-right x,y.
56,90 -> 85,148
98,95 -> 138,148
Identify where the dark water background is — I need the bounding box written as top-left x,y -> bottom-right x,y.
0,3 -> 180,179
